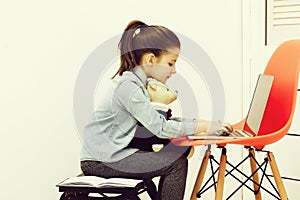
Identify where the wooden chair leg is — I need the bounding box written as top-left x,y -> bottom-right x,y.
190,149 -> 211,200
215,148 -> 227,200
267,152 -> 288,200
249,148 -> 262,200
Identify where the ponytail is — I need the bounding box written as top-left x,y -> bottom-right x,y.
112,20 -> 180,78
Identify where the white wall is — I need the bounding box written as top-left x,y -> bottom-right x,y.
0,1 -> 244,199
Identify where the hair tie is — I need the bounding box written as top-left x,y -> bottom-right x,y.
132,28 -> 141,38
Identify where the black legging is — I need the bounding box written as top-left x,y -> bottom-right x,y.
81,147 -> 189,200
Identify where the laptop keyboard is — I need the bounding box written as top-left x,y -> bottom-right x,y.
231,130 -> 253,137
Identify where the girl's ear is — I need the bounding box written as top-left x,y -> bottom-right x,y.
144,53 -> 157,65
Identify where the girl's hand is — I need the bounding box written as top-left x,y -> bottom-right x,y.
221,122 -> 233,134
193,120 -> 233,135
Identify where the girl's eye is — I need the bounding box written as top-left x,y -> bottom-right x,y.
168,63 -> 173,67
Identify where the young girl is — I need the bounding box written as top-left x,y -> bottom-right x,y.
80,20 -> 232,200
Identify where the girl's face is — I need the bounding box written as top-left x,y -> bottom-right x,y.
150,48 -> 179,84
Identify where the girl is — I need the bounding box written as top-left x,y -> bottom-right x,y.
80,20 -> 232,200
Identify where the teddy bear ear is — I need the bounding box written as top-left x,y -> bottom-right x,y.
148,81 -> 157,91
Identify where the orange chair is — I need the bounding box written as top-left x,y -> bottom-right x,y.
172,40 -> 300,200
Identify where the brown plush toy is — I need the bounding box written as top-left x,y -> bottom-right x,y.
128,78 -> 177,152
146,78 -> 177,152
129,78 -> 193,157
146,78 -> 194,157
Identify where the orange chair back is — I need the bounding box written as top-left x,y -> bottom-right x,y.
258,40 -> 300,138
171,40 -> 300,149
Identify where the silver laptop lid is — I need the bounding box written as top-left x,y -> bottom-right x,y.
243,74 -> 274,135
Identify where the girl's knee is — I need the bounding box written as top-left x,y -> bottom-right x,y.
173,155 -> 188,173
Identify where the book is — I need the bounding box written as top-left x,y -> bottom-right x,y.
57,176 -> 142,188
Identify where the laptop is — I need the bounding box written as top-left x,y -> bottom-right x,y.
188,74 -> 274,140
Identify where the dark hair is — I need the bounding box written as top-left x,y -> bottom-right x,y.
112,20 -> 181,78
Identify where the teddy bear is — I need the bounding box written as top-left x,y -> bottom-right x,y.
128,78 -> 177,151
128,78 -> 191,156
145,78 -> 193,156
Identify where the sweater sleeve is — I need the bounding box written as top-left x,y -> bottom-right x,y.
115,81 -> 195,138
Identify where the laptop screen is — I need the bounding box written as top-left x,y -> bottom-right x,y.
243,74 -> 274,136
